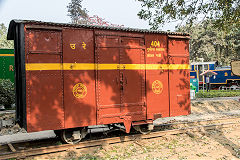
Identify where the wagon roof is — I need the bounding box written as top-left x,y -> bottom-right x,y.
7,19 -> 190,40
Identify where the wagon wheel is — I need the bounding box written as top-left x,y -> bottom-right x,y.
60,128 -> 87,144
133,124 -> 151,135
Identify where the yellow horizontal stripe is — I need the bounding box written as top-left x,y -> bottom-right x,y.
26,63 -> 190,71
146,64 -> 169,70
169,64 -> 190,70
0,54 -> 14,57
97,64 -> 119,70
26,63 -> 63,70
63,63 -> 95,70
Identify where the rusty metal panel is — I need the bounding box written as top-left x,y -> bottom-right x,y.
168,38 -> 190,117
62,28 -> 96,128
96,47 -> 121,107
27,29 -> 62,54
62,28 -> 94,63
26,70 -> 64,132
121,37 -> 145,48
168,39 -> 189,57
25,29 -> 64,132
145,34 -> 169,119
96,36 -> 120,48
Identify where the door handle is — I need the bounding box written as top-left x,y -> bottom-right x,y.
120,73 -> 124,83
120,73 -> 124,92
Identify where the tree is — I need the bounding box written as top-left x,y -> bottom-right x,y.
67,0 -> 124,27
67,0 -> 89,24
177,19 -> 240,65
137,0 -> 240,31
0,23 -> 13,49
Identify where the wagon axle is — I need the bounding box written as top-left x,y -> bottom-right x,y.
55,128 -> 88,144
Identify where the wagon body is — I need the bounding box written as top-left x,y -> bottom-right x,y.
8,20 -> 190,132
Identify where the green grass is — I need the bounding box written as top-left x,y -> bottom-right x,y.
196,90 -> 240,98
77,154 -> 102,160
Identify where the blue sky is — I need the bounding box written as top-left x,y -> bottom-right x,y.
0,0 -> 176,31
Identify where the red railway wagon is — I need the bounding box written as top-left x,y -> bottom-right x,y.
8,20 -> 190,143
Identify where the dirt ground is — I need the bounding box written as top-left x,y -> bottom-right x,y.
33,124 -> 240,160
191,98 -> 240,114
27,97 -> 240,160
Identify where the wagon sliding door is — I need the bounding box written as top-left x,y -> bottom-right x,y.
95,35 -> 121,124
95,34 -> 146,124
120,37 -> 146,121
25,28 -> 64,132
168,36 -> 190,116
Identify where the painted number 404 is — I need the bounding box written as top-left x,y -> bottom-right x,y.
151,41 -> 160,47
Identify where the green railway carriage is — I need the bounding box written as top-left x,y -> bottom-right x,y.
0,49 -> 15,82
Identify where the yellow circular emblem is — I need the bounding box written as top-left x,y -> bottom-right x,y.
152,80 -> 163,94
73,83 -> 87,98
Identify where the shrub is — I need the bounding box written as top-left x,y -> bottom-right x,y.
0,79 -> 15,109
196,90 -> 240,98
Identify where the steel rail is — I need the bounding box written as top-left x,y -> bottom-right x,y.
0,117 -> 240,160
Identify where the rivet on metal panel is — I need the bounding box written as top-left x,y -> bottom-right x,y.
70,64 -> 74,69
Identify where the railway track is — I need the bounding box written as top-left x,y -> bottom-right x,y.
1,117 -> 240,160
